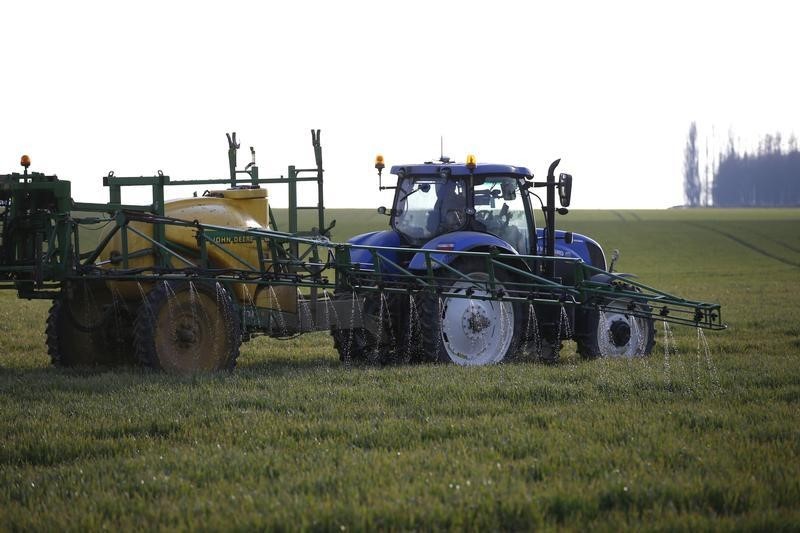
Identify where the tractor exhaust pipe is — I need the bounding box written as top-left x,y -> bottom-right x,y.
545,158 -> 560,278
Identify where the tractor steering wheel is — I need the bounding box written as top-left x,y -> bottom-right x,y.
498,203 -> 511,227
445,209 -> 465,227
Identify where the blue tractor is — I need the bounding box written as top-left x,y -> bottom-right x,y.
330,155 -> 656,365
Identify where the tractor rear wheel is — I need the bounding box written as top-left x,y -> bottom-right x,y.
46,281 -> 137,367
331,327 -> 379,364
576,297 -> 655,358
420,258 -> 524,365
330,291 -> 392,365
134,280 -> 241,373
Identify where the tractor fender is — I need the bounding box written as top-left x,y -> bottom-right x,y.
536,229 -> 607,269
347,230 -> 403,271
407,231 -> 518,270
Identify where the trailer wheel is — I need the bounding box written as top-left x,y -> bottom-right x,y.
134,280 -> 241,373
576,298 -> 655,358
421,259 -> 524,365
46,281 -> 137,367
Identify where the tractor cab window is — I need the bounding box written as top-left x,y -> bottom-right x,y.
393,176 -> 467,244
472,177 -> 531,254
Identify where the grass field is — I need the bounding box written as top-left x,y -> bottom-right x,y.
2,209 -> 799,530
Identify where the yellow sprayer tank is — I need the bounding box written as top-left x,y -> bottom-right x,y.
100,187 -> 296,312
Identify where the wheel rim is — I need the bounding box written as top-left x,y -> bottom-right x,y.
154,284 -> 232,372
440,274 -> 514,365
597,298 -> 649,357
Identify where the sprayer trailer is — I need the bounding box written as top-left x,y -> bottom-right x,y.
0,132 -> 724,372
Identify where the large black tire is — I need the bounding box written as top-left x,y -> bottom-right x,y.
331,326 -> 379,364
134,280 -> 241,373
576,297 -> 656,359
330,291 -> 408,365
420,258 -> 525,365
46,281 -> 138,367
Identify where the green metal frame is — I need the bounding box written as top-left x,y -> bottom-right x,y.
0,168 -> 74,294
47,212 -> 721,331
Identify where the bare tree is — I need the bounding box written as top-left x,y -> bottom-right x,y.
683,122 -> 701,207
703,136 -> 710,206
763,133 -> 774,155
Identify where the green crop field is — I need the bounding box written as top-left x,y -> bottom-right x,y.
2,209 -> 799,530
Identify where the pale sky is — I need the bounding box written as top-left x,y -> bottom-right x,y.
2,0 -> 798,209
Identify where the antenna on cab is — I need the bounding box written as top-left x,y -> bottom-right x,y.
439,136 -> 450,164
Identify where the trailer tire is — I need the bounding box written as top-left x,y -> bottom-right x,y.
576,297 -> 655,359
46,282 -> 137,367
420,258 -> 524,365
134,280 -> 241,373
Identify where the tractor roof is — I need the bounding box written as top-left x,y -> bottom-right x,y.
389,162 -> 532,178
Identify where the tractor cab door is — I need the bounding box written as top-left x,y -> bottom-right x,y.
472,176 -> 532,254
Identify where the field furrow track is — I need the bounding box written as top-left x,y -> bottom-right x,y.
689,222 -> 800,269
727,224 -> 800,254
610,210 -> 627,223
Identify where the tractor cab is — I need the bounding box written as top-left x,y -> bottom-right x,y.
382,160 -> 535,254
363,153 -> 607,282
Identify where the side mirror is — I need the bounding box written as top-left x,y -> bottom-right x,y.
558,173 -> 572,207
501,181 -> 517,201
377,206 -> 393,216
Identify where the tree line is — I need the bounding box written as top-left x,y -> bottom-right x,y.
683,122 -> 800,207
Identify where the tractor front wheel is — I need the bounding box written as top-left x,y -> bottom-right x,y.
576,298 -> 655,358
134,280 -> 241,373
